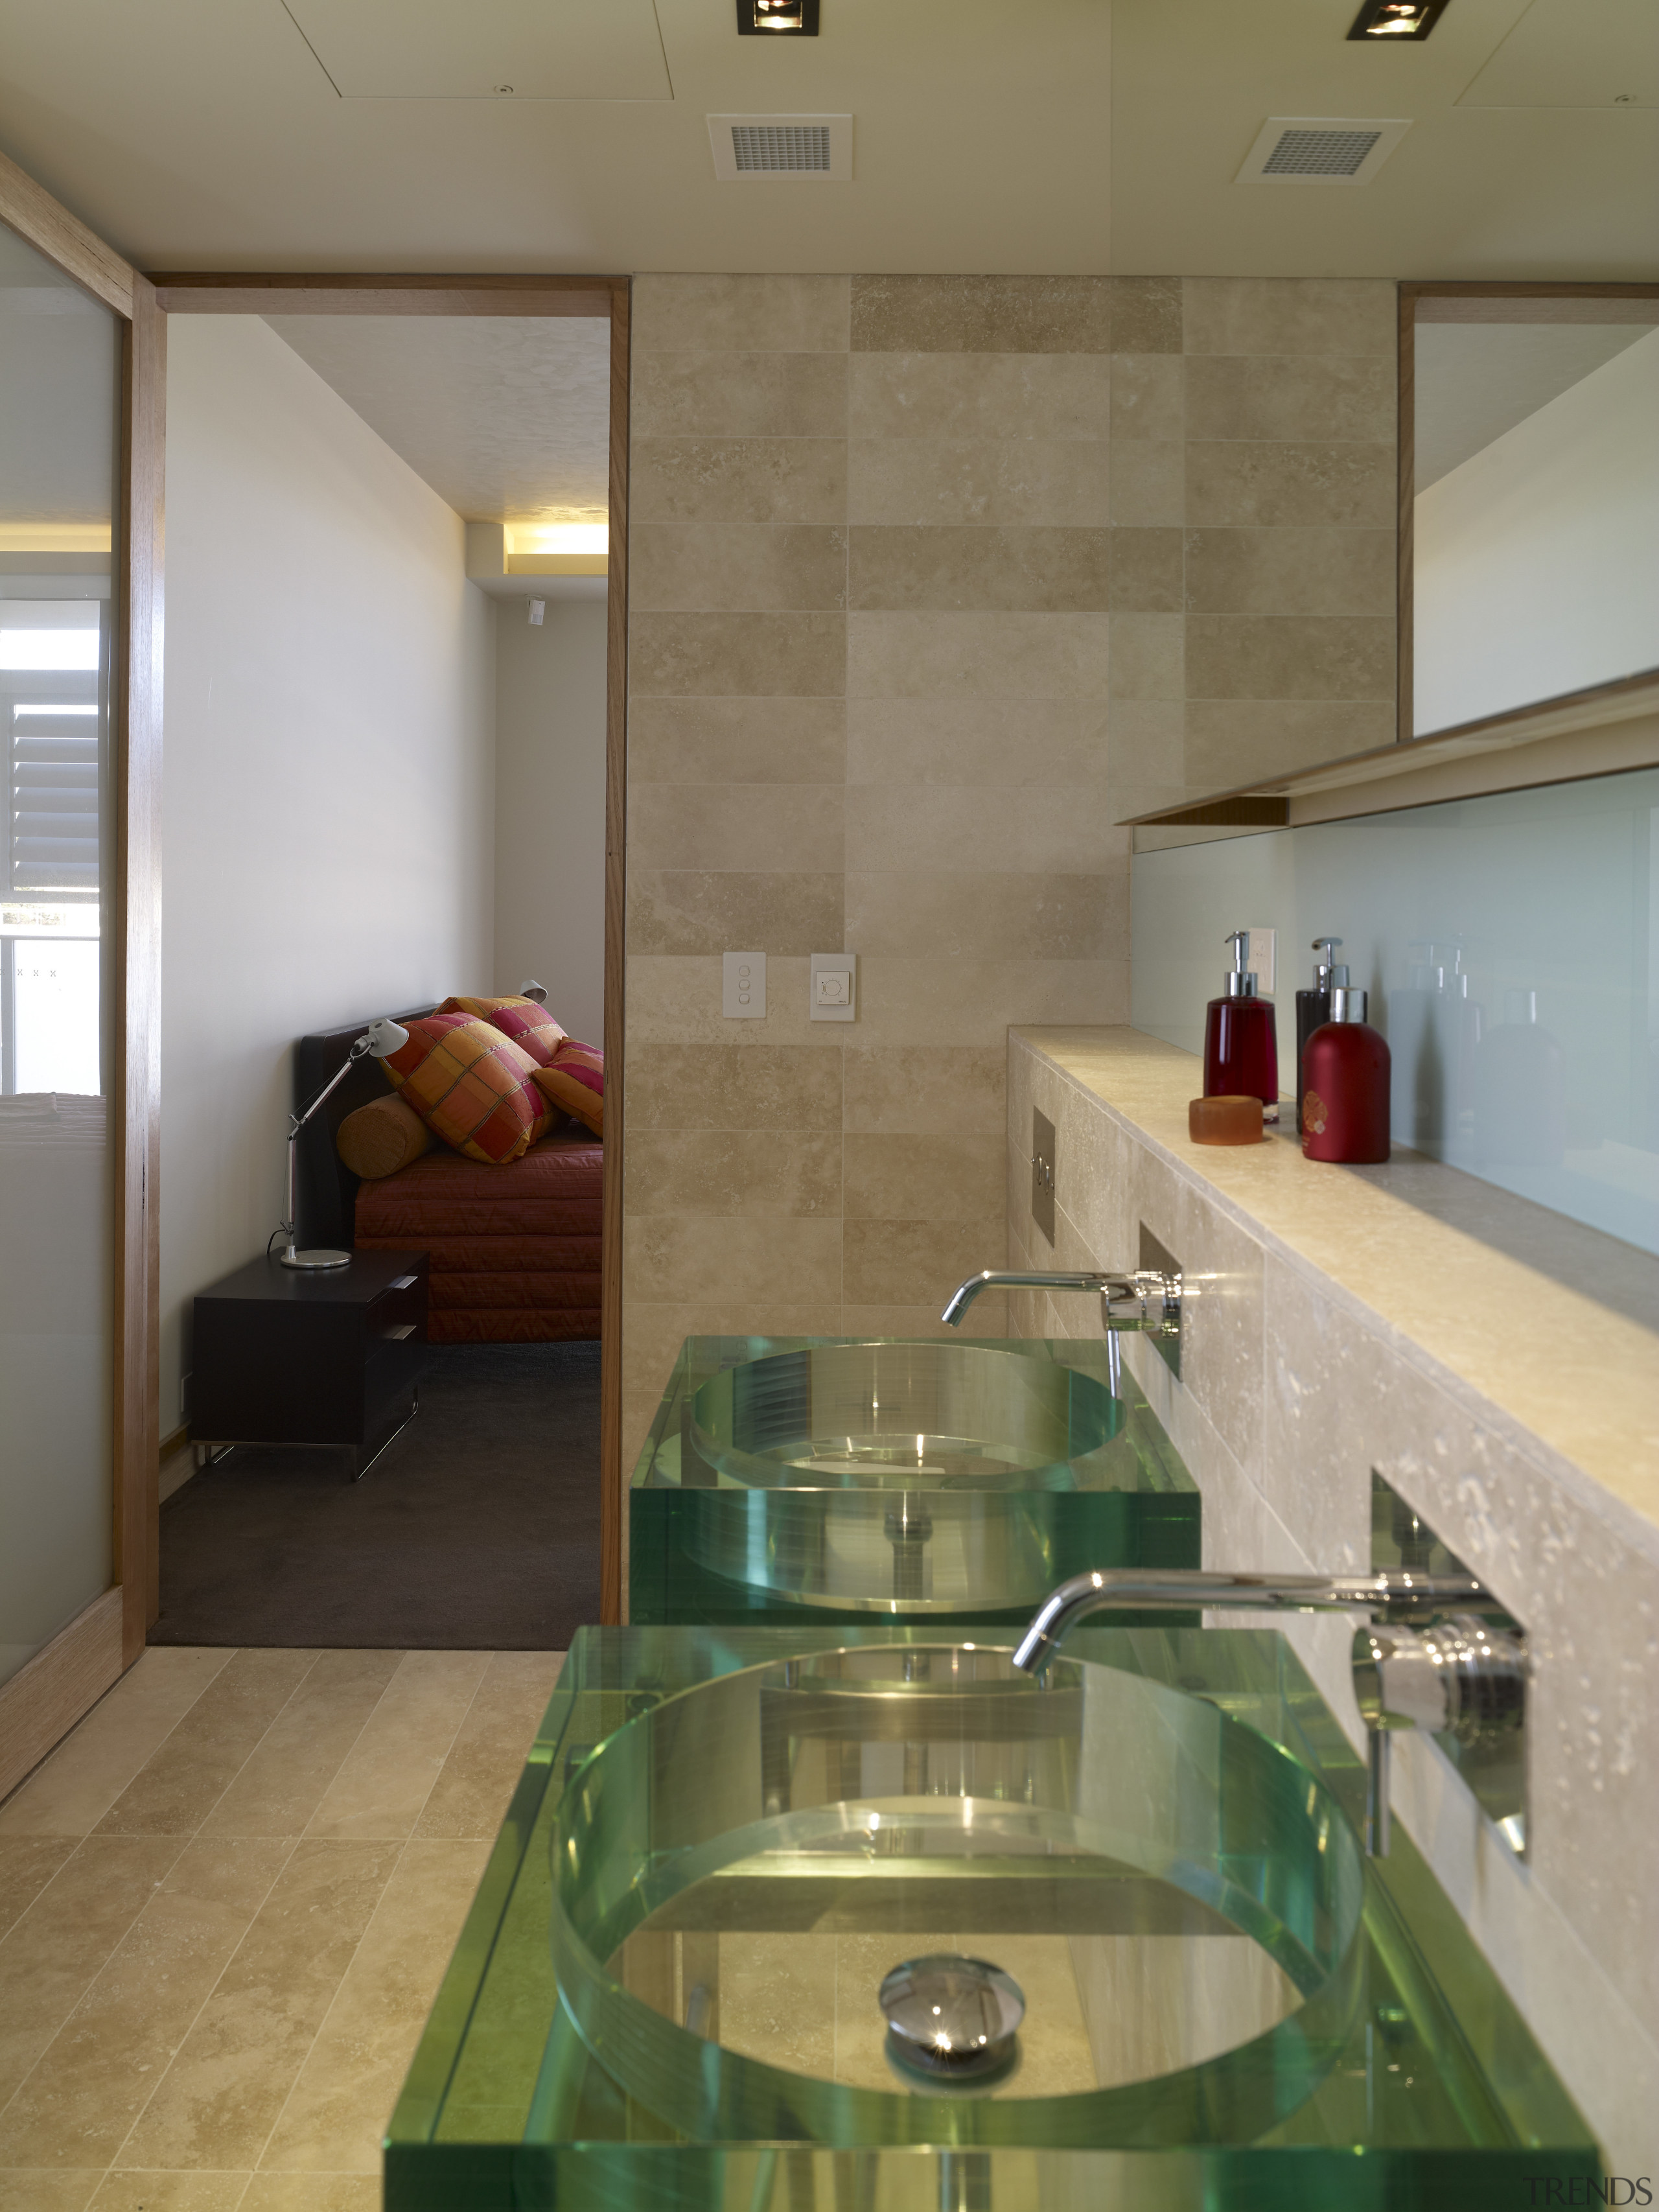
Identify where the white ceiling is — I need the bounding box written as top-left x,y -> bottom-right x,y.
264,314 -> 611,524
0,0 -> 1651,278
1414,321 -> 1654,489
281,0 -> 673,102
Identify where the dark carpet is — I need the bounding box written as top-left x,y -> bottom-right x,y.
154,1340 -> 601,1649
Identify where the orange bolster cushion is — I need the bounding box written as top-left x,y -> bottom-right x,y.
336,1092 -> 435,1180
531,1040 -> 603,1138
382,1014 -> 551,1165
438,994 -> 566,1069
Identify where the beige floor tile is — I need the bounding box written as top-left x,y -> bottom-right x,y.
94,1655 -> 320,1839
0,2170 -> 102,2210
303,1654 -> 489,1845
200,1653 -> 404,1840
0,1839 -> 75,1937
239,2177 -> 377,2212
0,1837 -> 292,2171
259,1839 -> 489,2174
0,1652 -> 235,1841
412,1653 -> 563,1842
117,1840 -> 400,2174
91,2175 -> 250,2211
0,1837 -> 187,2110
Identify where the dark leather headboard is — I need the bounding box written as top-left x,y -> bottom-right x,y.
294,1007 -> 437,1251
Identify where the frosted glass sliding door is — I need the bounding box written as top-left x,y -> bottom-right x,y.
0,219 -> 119,1686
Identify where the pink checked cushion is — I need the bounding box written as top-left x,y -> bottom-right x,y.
530,1039 -> 603,1137
437,994 -> 566,1069
381,1014 -> 551,1165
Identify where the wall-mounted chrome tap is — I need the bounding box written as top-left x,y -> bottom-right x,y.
942,1268 -> 1185,1336
1010,1566 -> 1527,1858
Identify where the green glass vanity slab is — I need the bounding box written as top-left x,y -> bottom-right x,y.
386,1624 -> 1598,2211
630,1338 -> 1200,1627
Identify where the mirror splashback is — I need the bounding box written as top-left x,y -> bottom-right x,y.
1132,761 -> 1659,1257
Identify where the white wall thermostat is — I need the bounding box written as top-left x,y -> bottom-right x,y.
810,951 -> 856,1022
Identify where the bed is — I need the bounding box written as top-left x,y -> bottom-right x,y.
295,1010 -> 602,1344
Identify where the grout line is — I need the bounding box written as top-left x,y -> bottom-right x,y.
0,1648 -> 257,2139
246,1834 -> 415,2181
296,1651 -> 416,1843
248,1658 -> 491,2174
95,1651 -> 349,2178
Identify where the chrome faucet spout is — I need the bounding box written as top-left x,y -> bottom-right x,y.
1010,1566 -> 1489,1674
1011,1565 -> 1527,1861
941,1267 -> 1185,1334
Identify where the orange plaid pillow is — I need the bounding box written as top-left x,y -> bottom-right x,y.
382,1014 -> 551,1164
531,1039 -> 603,1137
437,994 -> 566,1069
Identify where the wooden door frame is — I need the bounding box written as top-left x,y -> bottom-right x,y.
152,269 -> 631,1625
0,154 -> 162,1801
1396,280 -> 1659,746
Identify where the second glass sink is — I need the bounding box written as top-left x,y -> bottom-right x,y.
631,1338 -> 1200,1624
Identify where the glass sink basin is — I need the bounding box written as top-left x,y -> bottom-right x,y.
554,1646 -> 1362,2148
388,1625 -> 1600,2210
631,1338 -> 1199,1625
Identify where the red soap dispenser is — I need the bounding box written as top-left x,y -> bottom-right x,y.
1203,930 -> 1279,1112
1303,986 -> 1390,1165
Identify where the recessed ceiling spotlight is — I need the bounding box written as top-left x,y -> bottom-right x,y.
1348,0 -> 1448,36
737,0 -> 819,31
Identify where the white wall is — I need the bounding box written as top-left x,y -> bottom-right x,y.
493,594 -> 607,1046
1414,327 -> 1659,736
161,315 -> 494,1430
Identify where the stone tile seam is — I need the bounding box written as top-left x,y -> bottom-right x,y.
1,1649 -> 353,2164
191,1657 -> 492,2180
1024,1047 -> 1659,1577
0,1651 -> 445,2178
97,1835 -> 307,2184
238,1837 -> 420,2182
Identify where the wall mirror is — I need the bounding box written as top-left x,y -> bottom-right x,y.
1405,285 -> 1659,744
1127,279 -> 1659,845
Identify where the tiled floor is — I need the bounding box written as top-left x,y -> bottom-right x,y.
0,1644 -> 563,2212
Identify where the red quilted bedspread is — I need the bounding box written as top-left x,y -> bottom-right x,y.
354,1125 -> 601,1343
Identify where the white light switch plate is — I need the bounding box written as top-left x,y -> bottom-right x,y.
810,951 -> 856,1022
1246,927 -> 1276,995
722,950 -> 766,1018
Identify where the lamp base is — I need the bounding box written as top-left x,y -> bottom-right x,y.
279,1248 -> 353,1272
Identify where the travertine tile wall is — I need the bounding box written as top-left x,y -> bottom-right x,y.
623,274 -> 1395,1465
1006,1028 -> 1659,2169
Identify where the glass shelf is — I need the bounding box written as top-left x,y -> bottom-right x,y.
630,1338 -> 1200,1626
386,1624 -> 1599,2211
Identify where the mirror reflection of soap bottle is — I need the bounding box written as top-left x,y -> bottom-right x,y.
1472,988 -> 1566,1167
1203,930 -> 1279,1110
1447,946 -> 1485,1161
1295,937 -> 1347,1135
1388,940 -> 1452,1155
1303,986 -> 1391,1165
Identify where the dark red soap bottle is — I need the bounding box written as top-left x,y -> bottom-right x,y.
1203,929 -> 1279,1109
1303,986 -> 1390,1165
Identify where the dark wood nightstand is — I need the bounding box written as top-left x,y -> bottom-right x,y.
191,1249 -> 428,1480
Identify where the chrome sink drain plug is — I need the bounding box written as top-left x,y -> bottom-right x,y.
879,1954 -> 1025,2082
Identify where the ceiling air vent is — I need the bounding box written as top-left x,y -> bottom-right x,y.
1235,116 -> 1411,185
708,113 -> 853,180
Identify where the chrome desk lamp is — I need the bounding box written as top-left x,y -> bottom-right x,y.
519,979 -> 548,1004
278,1016 -> 408,1270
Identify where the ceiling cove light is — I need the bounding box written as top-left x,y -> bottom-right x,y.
737,0 -> 818,31
1348,0 -> 1448,38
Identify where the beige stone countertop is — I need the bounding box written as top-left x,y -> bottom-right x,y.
1014,1027 -> 1659,1553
